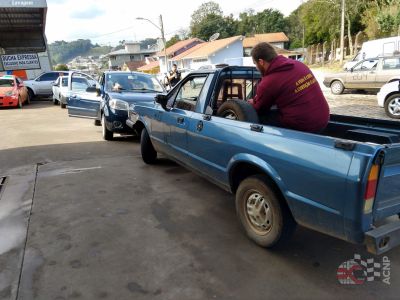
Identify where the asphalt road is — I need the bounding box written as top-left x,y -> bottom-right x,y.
0,96 -> 399,300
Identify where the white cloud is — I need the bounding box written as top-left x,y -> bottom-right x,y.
45,0 -> 303,45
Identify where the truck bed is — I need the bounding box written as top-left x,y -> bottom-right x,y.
319,114 -> 400,145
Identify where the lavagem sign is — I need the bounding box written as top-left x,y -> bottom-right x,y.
1,53 -> 40,71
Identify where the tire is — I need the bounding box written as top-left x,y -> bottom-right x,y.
53,96 -> 58,105
94,119 -> 101,126
102,114 -> 113,141
217,99 -> 259,123
27,88 -> 34,101
60,100 -> 66,109
384,94 -> 400,119
330,80 -> 344,95
236,175 -> 296,248
140,128 -> 157,164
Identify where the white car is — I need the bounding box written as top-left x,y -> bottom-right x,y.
24,71 -> 69,99
52,73 -> 98,108
52,76 -> 68,106
377,80 -> 400,118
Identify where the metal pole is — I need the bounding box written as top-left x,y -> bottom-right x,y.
159,15 -> 169,73
339,0 -> 345,65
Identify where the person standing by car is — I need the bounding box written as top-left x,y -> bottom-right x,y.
249,42 -> 330,133
167,64 -> 181,87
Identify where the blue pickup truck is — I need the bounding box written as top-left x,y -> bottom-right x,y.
127,66 -> 400,254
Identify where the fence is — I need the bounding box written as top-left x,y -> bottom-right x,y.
305,31 -> 367,65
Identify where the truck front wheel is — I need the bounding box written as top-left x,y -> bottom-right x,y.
140,128 -> 157,164
236,175 -> 296,248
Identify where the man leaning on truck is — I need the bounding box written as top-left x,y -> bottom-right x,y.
249,42 -> 330,133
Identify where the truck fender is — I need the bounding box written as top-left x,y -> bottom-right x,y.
227,153 -> 291,207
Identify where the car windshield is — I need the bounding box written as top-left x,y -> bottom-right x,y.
105,73 -> 164,92
0,79 -> 14,87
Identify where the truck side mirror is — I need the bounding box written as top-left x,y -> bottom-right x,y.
155,94 -> 169,111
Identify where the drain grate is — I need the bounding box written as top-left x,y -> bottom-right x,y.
0,176 -> 7,199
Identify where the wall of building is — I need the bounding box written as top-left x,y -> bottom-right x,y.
209,39 -> 244,65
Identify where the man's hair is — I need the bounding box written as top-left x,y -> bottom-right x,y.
172,63 -> 177,67
251,42 -> 278,62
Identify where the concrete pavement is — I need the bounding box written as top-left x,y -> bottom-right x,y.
0,100 -> 399,299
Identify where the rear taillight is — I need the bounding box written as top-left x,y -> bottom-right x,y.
364,164 -> 380,214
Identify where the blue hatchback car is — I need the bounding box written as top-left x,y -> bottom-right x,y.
67,71 -> 165,140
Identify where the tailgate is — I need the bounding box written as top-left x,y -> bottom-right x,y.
374,146 -> 400,221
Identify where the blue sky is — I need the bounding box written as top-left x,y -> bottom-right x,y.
45,0 -> 303,45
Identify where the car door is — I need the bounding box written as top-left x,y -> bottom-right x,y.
346,59 -> 378,89
162,74 -> 208,162
67,72 -> 101,118
377,57 -> 400,86
36,72 -> 60,95
52,77 -> 60,99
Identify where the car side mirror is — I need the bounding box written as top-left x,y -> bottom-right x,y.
155,94 -> 169,111
86,86 -> 97,93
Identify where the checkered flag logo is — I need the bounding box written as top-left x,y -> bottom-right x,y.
353,254 -> 381,282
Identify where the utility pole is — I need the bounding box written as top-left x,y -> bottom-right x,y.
339,0 -> 345,65
159,15 -> 169,73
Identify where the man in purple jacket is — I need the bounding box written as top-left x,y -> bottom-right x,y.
249,42 -> 330,133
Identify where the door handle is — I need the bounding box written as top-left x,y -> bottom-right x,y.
177,117 -> 184,124
197,121 -> 204,131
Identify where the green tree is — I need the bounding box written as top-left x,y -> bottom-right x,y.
190,13 -> 239,40
190,1 -> 223,37
238,9 -> 256,36
166,35 -> 181,48
54,64 -> 69,71
254,9 -> 287,34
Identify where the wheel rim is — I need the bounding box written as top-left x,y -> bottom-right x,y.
388,97 -> 400,116
245,191 -> 273,235
222,109 -> 238,120
331,82 -> 342,94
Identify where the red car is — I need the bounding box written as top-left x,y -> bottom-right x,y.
0,75 -> 30,108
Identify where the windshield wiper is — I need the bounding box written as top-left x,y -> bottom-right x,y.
129,88 -> 161,93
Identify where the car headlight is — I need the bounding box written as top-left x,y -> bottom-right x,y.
109,99 -> 129,111
5,91 -> 15,97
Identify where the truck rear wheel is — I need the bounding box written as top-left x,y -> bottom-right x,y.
236,175 -> 296,248
140,128 -> 157,164
217,100 -> 259,123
